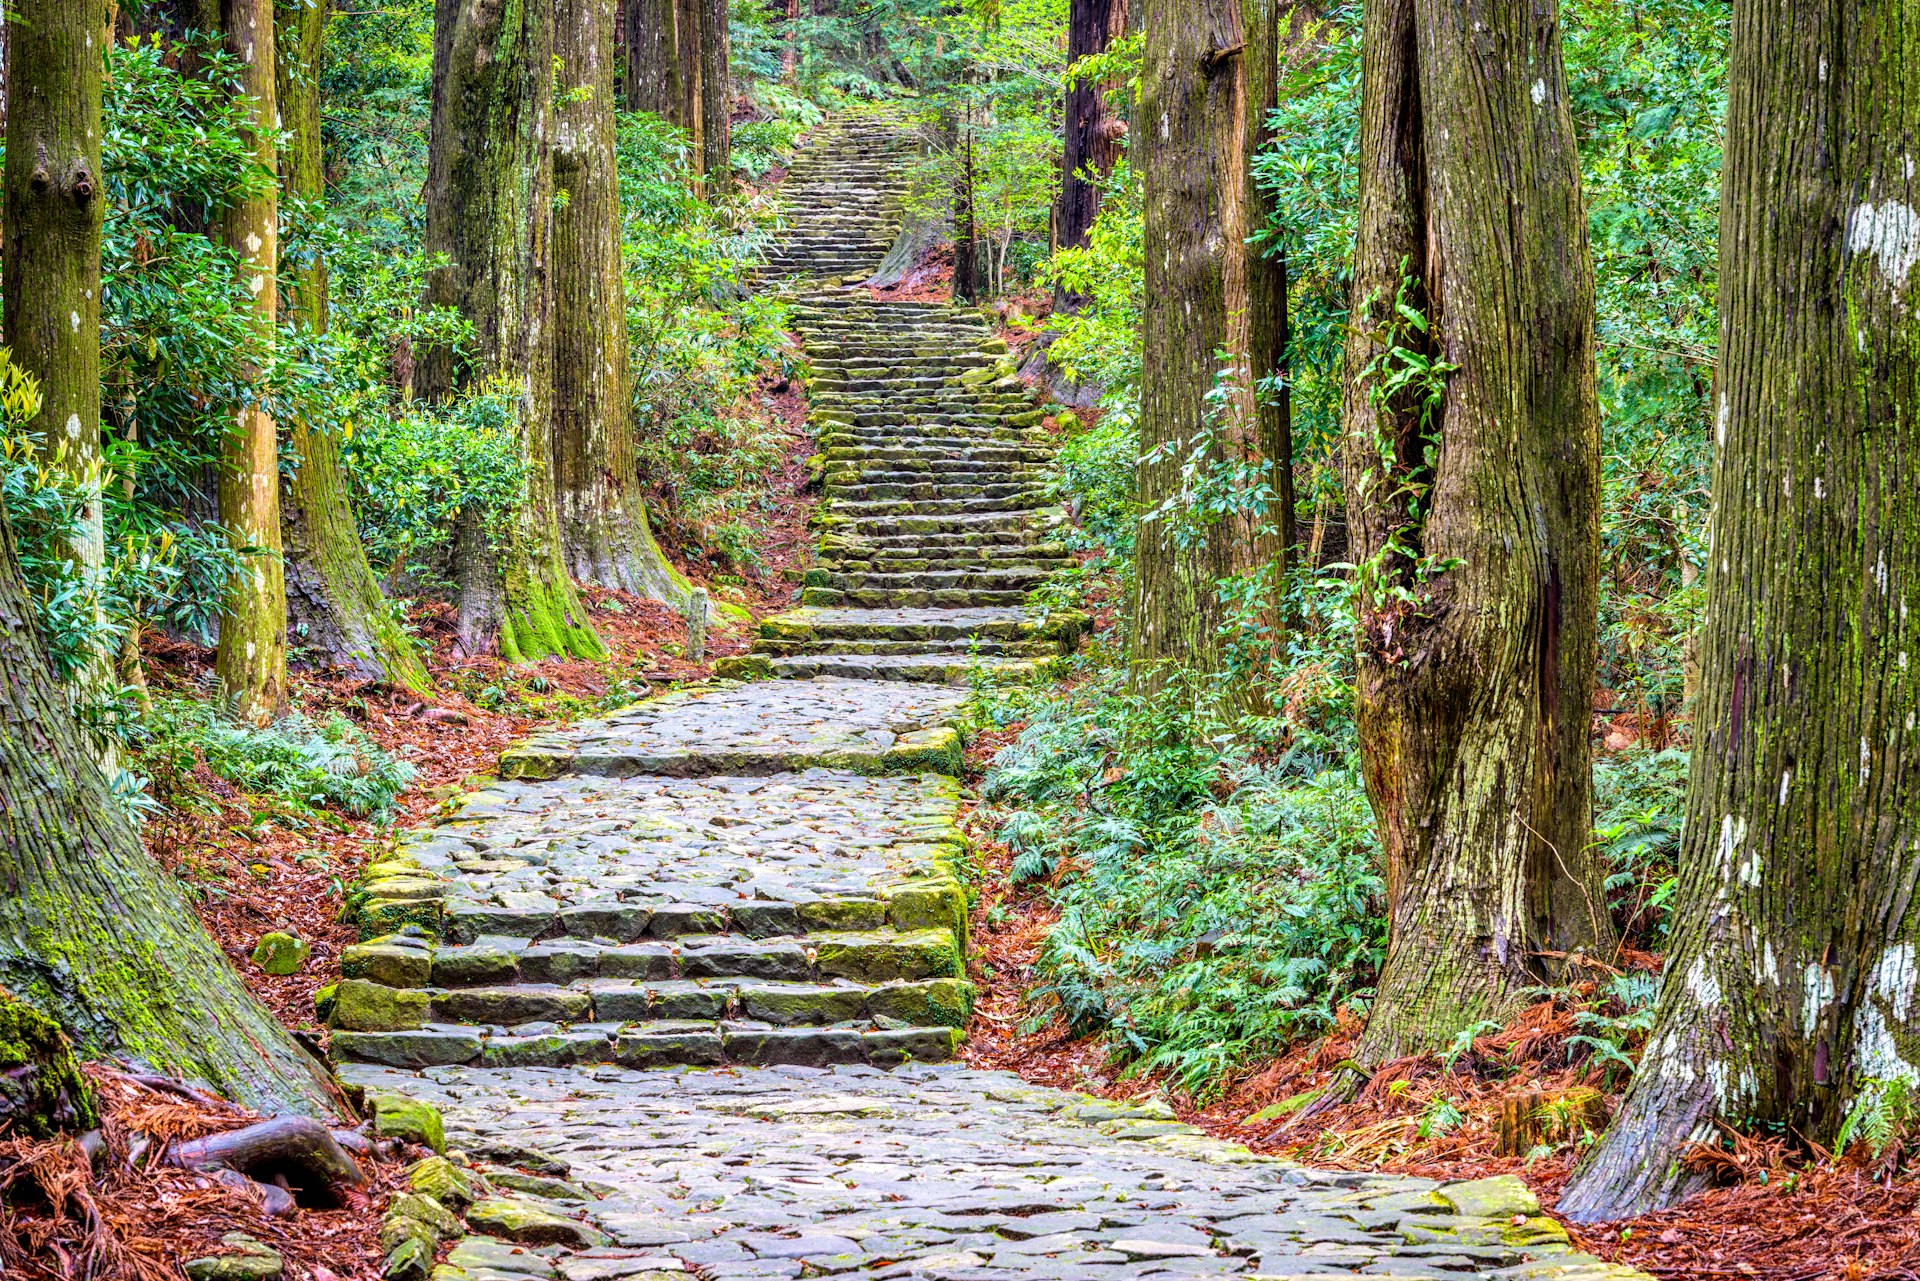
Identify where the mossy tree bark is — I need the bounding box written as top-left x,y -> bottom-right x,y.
1128,0 -> 1294,689
1337,0 -> 1610,1066
555,0 -> 695,607
696,0 -> 731,191
2,0 -> 112,718
421,0 -> 603,663
1559,0 -> 1920,1222
208,0 -> 290,725
1056,0 -> 1127,311
625,0 -> 685,121
276,0 -> 432,693
678,0 -> 704,167
0,522 -> 335,1117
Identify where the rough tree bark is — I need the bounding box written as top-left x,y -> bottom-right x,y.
421,0 -> 603,662
696,0 -> 730,190
1558,0 -> 1920,1221
1055,0 -> 1127,311
2,0 -> 111,713
625,0 -> 684,121
678,0 -> 704,167
277,0 -> 433,693
1336,0 -> 1610,1067
207,0 -> 290,725
555,0 -> 696,607
0,524 -> 335,1117
1128,0 -> 1293,686
953,103 -> 979,304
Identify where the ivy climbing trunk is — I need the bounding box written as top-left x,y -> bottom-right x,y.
1128,0 -> 1293,689
212,0 -> 290,725
1558,0 -> 1920,1222
696,0 -> 730,191
0,512 -> 336,1117
1056,0 -> 1126,311
2,0 -> 110,711
555,0 -> 695,607
625,0 -> 684,122
277,0 -> 432,693
1337,0 -> 1610,1067
421,0 -> 603,663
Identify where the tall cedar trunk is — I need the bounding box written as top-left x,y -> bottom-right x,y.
2,0 -> 111,709
421,0 -> 603,663
212,0 -> 290,725
625,0 -> 683,121
953,108 -> 978,304
781,0 -> 798,83
1128,0 -> 1293,686
0,468 -> 334,1118
677,0 -> 704,169
555,0 -> 695,606
1055,0 -> 1126,311
1338,0 -> 1610,1066
697,0 -> 730,191
276,0 -> 432,694
1558,1 -> 1920,1222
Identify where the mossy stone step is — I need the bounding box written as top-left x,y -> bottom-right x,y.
333,1019 -> 964,1069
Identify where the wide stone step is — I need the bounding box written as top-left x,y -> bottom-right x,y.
757,605 -> 1088,645
800,587 -> 1035,608
813,568 -> 1054,593
756,636 -> 1060,658
333,1018 -> 963,1070
824,482 -> 1040,504
760,653 -> 1049,684
825,493 -> 1053,517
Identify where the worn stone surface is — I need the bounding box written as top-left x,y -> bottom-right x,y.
343,1061 -> 1629,1279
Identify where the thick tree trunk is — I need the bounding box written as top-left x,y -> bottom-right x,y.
1128,0 -> 1293,687
1559,0 -> 1920,1222
421,0 -> 603,663
1337,0 -> 1610,1067
0,532 -> 336,1117
781,0 -> 798,84
555,0 -> 696,607
696,0 -> 729,190
277,0 -> 432,694
212,0 -> 290,725
1055,0 -> 1126,311
2,0 -> 112,714
625,0 -> 683,121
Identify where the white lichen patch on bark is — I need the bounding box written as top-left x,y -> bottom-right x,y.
1848,201 -> 1920,288
1853,943 -> 1920,1083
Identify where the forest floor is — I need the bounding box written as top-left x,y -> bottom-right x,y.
958,711 -> 1920,1281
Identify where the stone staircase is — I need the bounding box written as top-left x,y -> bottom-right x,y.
735,116 -> 1089,685
326,682 -> 977,1071
760,108 -> 914,285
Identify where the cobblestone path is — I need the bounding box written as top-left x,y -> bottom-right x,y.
331,115 -> 1644,1281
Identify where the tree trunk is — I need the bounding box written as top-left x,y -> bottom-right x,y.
0,538 -> 336,1118
277,0 -> 433,694
781,0 -> 798,84
2,0 -> 112,717
421,0 -> 603,663
677,0 -> 703,169
555,0 -> 696,607
1337,0 -> 1610,1067
211,0 -> 290,725
953,106 -> 978,304
1055,0 -> 1126,311
624,0 -> 683,121
696,0 -> 730,191
1558,0 -> 1920,1222
1128,0 -> 1293,688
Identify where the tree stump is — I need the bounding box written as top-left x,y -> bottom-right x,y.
1495,1088 -> 1610,1157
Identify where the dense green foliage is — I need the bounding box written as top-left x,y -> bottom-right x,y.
981,0 -> 1721,1091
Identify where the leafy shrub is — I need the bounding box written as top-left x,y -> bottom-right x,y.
133,695 -> 415,821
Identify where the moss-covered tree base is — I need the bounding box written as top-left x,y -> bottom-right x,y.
0,994 -> 98,1138
498,563 -> 606,664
